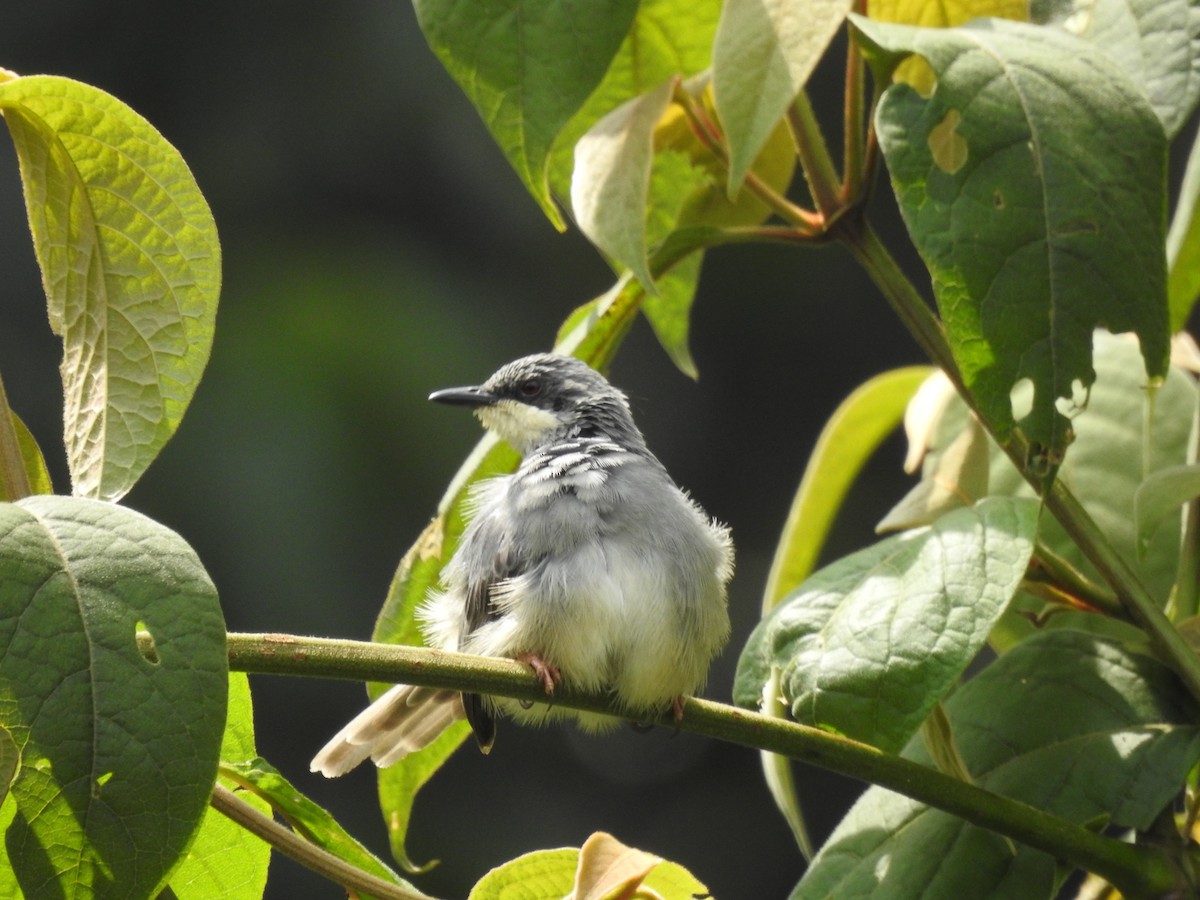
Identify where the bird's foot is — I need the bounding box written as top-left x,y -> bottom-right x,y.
671,695 -> 686,723
517,652 -> 561,696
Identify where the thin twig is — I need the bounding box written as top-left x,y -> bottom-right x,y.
209,782 -> 437,900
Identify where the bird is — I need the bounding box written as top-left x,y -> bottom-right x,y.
311,352 -> 733,777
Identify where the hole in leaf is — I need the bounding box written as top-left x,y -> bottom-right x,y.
136,621 -> 160,665
1009,378 -> 1034,422
93,770 -> 114,798
1054,379 -> 1090,418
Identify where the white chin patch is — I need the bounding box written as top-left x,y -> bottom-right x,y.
477,400 -> 560,449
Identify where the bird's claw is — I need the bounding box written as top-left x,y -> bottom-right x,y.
517,652 -> 561,696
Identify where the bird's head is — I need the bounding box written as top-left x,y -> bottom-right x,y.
430,353 -> 641,454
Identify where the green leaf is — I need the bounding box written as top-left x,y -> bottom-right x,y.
370,281 -> 646,873
572,78 -> 678,290
736,497 -> 1039,752
0,495 -> 226,899
795,630 -> 1200,898
546,0 -> 722,210
469,848 -> 578,900
1168,123 -> 1200,331
765,366 -> 934,609
413,0 -> 639,228
855,16 -> 1170,465
168,674 -> 270,900
0,413 -> 53,500
1039,0 -> 1200,138
1134,465 -> 1200,559
713,0 -> 853,193
223,757 -> 421,896
641,252 -> 704,378
467,833 -> 710,900
0,75 -> 221,502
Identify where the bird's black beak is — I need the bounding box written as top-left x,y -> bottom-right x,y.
429,385 -> 497,407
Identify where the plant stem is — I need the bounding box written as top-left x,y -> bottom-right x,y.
670,82 -> 823,233
209,783 -> 437,900
1027,541 -> 1125,619
788,92 -> 841,218
0,370 -> 31,501
838,216 -> 1200,703
228,633 -> 1179,897
841,29 -> 865,204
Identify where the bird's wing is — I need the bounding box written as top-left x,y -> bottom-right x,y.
457,505 -> 533,752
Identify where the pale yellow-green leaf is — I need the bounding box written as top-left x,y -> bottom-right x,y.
867,0 -> 1028,91
713,0 -> 853,193
572,79 -> 677,291
764,365 -> 934,609
469,847 -> 579,899
877,414 -> 990,531
0,413 -> 53,500
0,74 -> 220,501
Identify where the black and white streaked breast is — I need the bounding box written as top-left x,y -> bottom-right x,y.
513,437 -> 636,508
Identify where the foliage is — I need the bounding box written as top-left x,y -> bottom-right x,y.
2,0 -> 1200,898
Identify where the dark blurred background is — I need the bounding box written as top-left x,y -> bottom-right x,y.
0,4 -> 942,897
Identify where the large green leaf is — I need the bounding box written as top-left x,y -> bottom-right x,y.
855,17 -> 1170,467
0,496 -> 226,899
1039,0 -> 1200,138
713,0 -> 853,193
369,280 -> 647,872
413,0 -> 638,228
736,497 -> 1039,753
794,630 -> 1200,898
0,74 -> 221,502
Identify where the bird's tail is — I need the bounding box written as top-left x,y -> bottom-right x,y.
310,685 -> 464,777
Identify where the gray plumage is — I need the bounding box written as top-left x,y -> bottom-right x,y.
311,353 -> 733,777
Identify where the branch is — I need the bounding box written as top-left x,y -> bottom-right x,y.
209,782 -> 437,900
227,633 -> 1178,897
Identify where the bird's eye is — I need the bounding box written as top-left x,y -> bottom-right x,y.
519,379 -> 542,398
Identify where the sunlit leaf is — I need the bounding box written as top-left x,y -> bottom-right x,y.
0,75 -> 221,501
573,79 -> 678,290
713,0 -> 853,193
737,497 -> 1039,753
547,0 -> 722,210
764,366 -> 934,609
0,413 -> 53,500
169,674 -> 270,900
